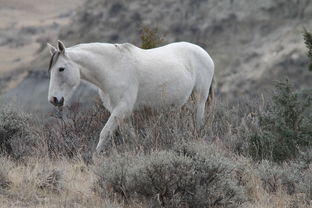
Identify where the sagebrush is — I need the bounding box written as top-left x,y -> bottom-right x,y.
94,141 -> 247,208
0,108 -> 36,159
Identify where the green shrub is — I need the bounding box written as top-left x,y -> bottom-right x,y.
94,142 -> 246,208
140,26 -> 164,49
248,80 -> 312,162
303,28 -> 312,71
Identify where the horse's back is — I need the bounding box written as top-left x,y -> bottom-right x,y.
131,42 -> 214,110
138,42 -> 214,78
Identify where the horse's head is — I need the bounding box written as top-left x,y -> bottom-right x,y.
47,40 -> 80,107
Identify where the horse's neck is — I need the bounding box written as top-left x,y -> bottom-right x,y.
67,44 -> 118,89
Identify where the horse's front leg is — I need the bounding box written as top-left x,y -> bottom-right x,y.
96,101 -> 133,153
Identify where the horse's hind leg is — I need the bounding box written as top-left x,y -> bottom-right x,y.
195,96 -> 207,126
194,83 -> 210,126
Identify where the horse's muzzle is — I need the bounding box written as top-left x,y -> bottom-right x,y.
50,96 -> 64,107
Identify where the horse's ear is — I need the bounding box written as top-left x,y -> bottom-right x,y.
47,43 -> 57,55
57,40 -> 66,53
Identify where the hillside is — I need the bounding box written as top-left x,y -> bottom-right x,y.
59,0 -> 312,97
1,0 -> 312,111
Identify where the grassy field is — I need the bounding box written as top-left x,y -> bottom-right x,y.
0,81 -> 311,208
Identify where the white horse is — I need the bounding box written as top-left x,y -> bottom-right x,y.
47,40 -> 214,153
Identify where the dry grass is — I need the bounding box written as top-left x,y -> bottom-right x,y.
0,156 -> 124,208
1,147 -> 311,207
0,94 -> 311,207
0,154 -> 311,207
239,162 -> 309,208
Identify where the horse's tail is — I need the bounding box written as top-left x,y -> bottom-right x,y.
207,76 -> 215,105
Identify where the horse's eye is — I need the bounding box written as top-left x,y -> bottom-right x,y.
59,67 -> 65,72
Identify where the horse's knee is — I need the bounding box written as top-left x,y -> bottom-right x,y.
97,102 -> 133,151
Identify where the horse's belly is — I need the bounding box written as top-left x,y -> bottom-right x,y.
134,74 -> 194,110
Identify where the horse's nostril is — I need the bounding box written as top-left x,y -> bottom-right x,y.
50,97 -> 56,104
50,97 -> 62,106
59,97 -> 64,106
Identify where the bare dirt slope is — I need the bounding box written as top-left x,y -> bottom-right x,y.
0,0 -> 86,111
0,0 -> 85,75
